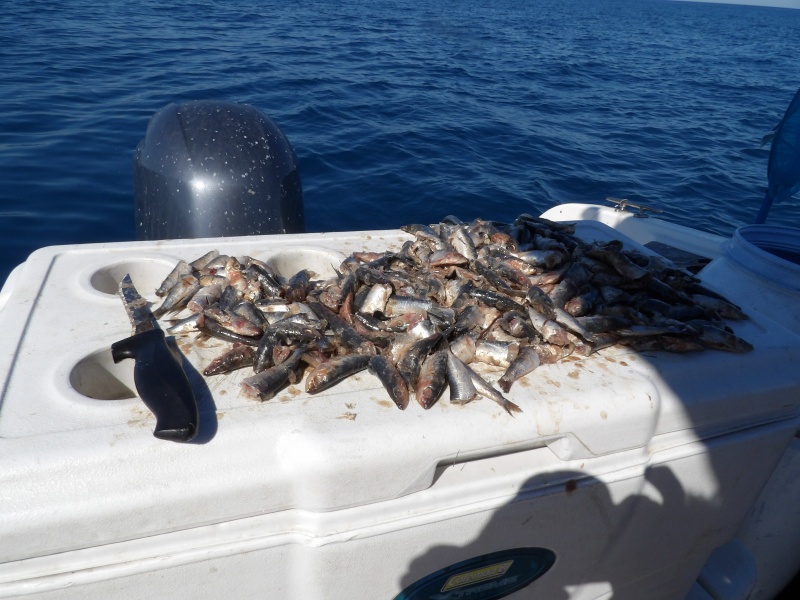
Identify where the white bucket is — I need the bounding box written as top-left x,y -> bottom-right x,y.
726,225 -> 800,288
700,224 -> 800,335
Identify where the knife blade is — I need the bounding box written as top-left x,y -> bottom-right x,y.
111,274 -> 199,442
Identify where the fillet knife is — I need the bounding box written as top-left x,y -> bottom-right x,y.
111,274 -> 199,442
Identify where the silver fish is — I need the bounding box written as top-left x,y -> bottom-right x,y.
691,294 -> 748,320
415,350 -> 448,409
474,339 -> 519,368
189,249 -> 220,271
305,353 -> 372,394
498,346 -> 541,393
445,351 -> 479,404
360,283 -> 392,316
241,347 -> 306,401
368,355 -> 409,410
462,361 -> 522,416
153,274 -> 200,318
156,260 -> 192,297
527,307 -> 571,347
187,283 -> 223,313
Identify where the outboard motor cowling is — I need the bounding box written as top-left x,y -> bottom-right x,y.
134,100 -> 304,240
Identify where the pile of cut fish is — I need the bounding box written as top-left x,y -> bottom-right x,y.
151,214 -> 751,414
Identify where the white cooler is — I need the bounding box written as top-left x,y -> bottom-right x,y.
1,221 -> 799,599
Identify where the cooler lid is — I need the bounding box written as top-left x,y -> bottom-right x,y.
0,223 -> 798,563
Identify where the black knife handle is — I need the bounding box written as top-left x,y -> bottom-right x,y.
111,329 -> 199,442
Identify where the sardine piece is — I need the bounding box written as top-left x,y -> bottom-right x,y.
553,307 -> 596,342
636,297 -> 672,318
189,250 -> 220,271
695,324 -> 754,353
575,315 -> 633,334
368,355 -> 409,410
498,346 -> 541,393
153,275 -> 200,318
468,287 -> 525,313
469,259 -> 521,297
449,333 -> 477,364
384,295 -> 435,317
349,313 -> 393,348
462,361 -> 522,415
415,351 -> 448,409
528,263 -> 570,287
531,342 -> 575,364
254,330 -> 280,373
241,348 -> 306,401
527,307 -> 571,346
515,249 -> 565,269
204,343 -> 257,376
599,286 -> 632,305
470,218 -> 511,248
187,283 -> 223,313
253,317 -> 324,373
548,263 -> 592,308
245,263 -> 284,298
305,354 -> 372,394
241,279 -> 264,304
397,332 -> 443,389
565,331 -> 595,357
525,286 -> 557,319
198,255 -> 235,279
691,294 -> 748,320
499,311 -> 538,339
450,226 -> 478,261
400,224 -> 448,250
564,288 -> 600,317
532,234 -> 568,253
284,269 -> 313,303
203,306 -> 263,337
428,306 -> 455,330
645,277 -> 692,305
423,275 -> 448,306
488,257 -> 533,289
665,305 -> 708,322
474,339 -> 519,368
198,315 -> 261,346
198,274 -> 228,288
586,246 -> 650,280
442,215 -> 465,226
360,283 -> 392,315
446,351 -> 479,404
256,299 -> 293,313
451,304 -> 483,336
231,300 -> 267,329
218,284 -> 243,312
515,213 -> 576,234
586,332 -> 619,351
617,324 -> 693,337
618,335 -> 704,353
308,301 -> 374,355
225,268 -> 249,293
428,248 -> 469,267
156,260 -> 192,297
166,312 -> 203,335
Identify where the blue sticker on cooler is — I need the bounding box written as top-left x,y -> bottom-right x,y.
394,547 -> 556,600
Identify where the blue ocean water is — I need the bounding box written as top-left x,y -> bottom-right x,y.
2,0 -> 799,287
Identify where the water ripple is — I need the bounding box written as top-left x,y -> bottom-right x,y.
1,0 -> 799,285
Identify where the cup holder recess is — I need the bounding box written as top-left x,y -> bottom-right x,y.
70,348 -> 136,401
266,248 -> 346,280
90,258 -> 178,296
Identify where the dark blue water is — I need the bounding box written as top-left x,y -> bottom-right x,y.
2,0 -> 799,287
